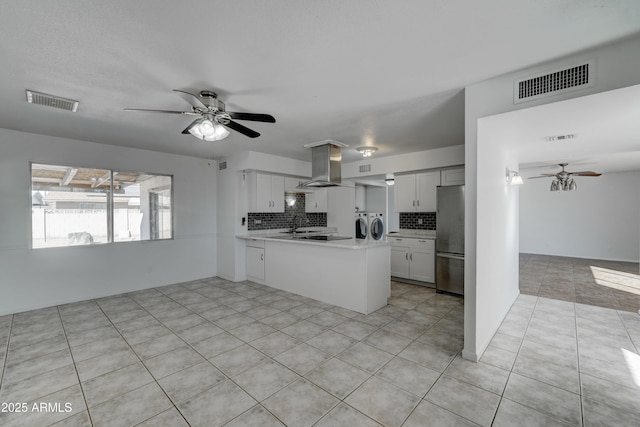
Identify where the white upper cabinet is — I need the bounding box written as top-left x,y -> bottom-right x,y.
248,172 -> 285,213
305,188 -> 328,213
441,167 -> 465,186
394,171 -> 440,212
284,176 -> 310,193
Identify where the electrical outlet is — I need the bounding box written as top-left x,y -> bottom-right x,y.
418,219 -> 423,225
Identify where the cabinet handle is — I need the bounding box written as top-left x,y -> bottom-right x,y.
412,200 -> 415,207
410,253 -> 413,261
418,240 -> 426,243
260,254 -> 264,261
396,238 -> 403,241
405,253 -> 408,260
417,200 -> 420,207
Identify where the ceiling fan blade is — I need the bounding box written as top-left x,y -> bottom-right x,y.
570,171 -> 602,176
227,112 -> 276,123
181,118 -> 203,134
173,90 -> 207,109
527,174 -> 558,179
225,120 -> 260,138
123,108 -> 199,115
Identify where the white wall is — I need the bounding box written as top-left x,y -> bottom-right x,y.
520,171 -> 640,262
0,128 -> 217,316
342,145 -> 464,179
464,34 -> 640,361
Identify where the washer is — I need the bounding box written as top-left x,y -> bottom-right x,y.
367,212 -> 384,241
355,212 -> 368,239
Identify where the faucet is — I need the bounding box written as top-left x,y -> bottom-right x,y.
291,214 -> 310,234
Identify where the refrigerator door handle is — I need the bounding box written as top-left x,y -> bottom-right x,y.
437,253 -> 465,261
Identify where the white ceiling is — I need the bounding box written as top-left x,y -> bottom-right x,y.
1,1 -> 639,163
480,83 -> 640,176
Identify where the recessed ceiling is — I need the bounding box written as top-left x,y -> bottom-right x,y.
1,1 -> 639,163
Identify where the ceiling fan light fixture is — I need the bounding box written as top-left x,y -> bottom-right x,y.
550,180 -> 559,191
385,173 -> 395,186
568,179 -> 577,191
188,119 -> 230,141
357,146 -> 378,157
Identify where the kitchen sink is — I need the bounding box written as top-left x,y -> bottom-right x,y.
301,235 -> 352,241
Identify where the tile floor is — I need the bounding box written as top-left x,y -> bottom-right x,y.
0,258 -> 639,426
520,253 -> 640,312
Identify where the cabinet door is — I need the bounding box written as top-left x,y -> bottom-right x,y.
409,239 -> 435,283
394,174 -> 417,212
255,173 -> 273,212
441,168 -> 465,186
304,189 -> 316,213
246,246 -> 265,280
271,175 -> 285,212
390,246 -> 410,278
416,172 -> 440,212
313,188 -> 327,212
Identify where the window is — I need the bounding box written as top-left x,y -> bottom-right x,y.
31,163 -> 173,248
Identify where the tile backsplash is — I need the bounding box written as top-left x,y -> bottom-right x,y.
248,193 -> 327,231
399,212 -> 436,230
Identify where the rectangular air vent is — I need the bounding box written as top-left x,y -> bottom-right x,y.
26,90 -> 79,112
514,61 -> 593,104
218,161 -> 227,170
359,164 -> 371,173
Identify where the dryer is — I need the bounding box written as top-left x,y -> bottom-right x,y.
355,212 -> 368,239
368,212 -> 384,241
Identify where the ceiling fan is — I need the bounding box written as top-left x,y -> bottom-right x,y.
528,163 -> 601,191
124,90 -> 276,141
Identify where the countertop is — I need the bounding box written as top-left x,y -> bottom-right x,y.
238,228 -> 389,250
386,229 -> 437,239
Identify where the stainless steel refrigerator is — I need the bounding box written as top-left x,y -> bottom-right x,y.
436,185 -> 464,296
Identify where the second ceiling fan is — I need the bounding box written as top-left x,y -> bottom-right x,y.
125,90 -> 276,141
528,163 -> 601,191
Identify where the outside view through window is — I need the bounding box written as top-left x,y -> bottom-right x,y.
31,163 -> 172,248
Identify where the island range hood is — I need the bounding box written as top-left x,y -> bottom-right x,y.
303,140 -> 346,187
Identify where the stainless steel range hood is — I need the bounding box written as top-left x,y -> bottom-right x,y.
303,141 -> 345,187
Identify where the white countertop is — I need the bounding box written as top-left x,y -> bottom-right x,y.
386,229 -> 437,239
238,230 -> 389,249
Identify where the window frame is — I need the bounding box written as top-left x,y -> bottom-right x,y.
29,161 -> 174,249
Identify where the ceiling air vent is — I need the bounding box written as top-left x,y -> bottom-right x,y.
359,164 -> 371,173
514,61 -> 593,104
218,161 -> 227,170
26,90 -> 79,112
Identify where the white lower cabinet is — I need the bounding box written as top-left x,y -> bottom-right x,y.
389,236 -> 435,283
246,240 -> 265,281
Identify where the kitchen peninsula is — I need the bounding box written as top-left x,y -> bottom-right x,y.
237,232 -> 390,314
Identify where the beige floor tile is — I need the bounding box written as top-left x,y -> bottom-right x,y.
513,352 -> 580,394
307,330 -> 357,355
375,356 -> 440,397
402,400 -> 479,427
398,341 -> 456,373
580,372 -> 640,414
70,336 -> 130,362
346,376 -> 420,427
3,348 -> 73,385
190,331 -> 244,358
131,333 -> 185,360
315,403 -> 383,427
493,398 -> 575,427
444,355 -> 510,395
338,342 -> 394,374
479,344 -> 517,371
307,310 -> 349,328
75,348 -> 139,382
136,407 -> 190,427
0,363 -> 78,402
504,373 -> 582,426
178,380 -> 257,427
250,331 -> 301,357
233,360 -> 300,401
81,362 -> 153,407
224,405 -> 285,427
305,357 -> 370,399
90,382 -> 172,427
228,321 -> 276,342
158,361 -> 226,403
210,344 -> 268,377
275,343 -> 332,375
426,375 -> 501,427
263,378 -> 339,426
331,319 -> 377,340
582,397 -> 640,427
364,329 -> 412,354
176,322 -> 224,344
144,345 -> 205,379
280,319 -> 326,341
0,384 -> 87,427
49,410 -> 92,426
382,319 -> 427,340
